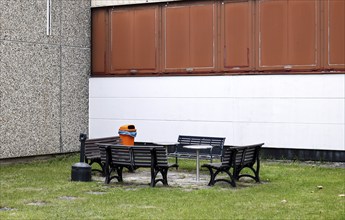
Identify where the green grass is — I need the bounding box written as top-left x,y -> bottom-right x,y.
0,154 -> 344,220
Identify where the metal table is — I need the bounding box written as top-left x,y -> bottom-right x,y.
153,142 -> 179,152
183,145 -> 213,182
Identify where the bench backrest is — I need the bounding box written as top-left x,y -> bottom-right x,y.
109,145 -> 132,166
221,146 -> 237,166
98,144 -> 131,166
177,135 -> 226,155
154,147 -> 169,166
85,136 -> 121,159
229,143 -> 264,166
99,144 -> 108,164
178,135 -> 225,147
131,146 -> 154,167
101,144 -> 168,168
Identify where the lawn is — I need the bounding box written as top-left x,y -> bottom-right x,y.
0,154 -> 344,220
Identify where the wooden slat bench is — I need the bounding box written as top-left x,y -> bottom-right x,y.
170,135 -> 226,166
202,143 -> 264,187
99,144 -> 132,183
84,136 -> 121,175
100,144 -> 178,187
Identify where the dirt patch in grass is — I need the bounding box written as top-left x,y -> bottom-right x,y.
59,196 -> 78,200
265,160 -> 345,168
0,207 -> 17,211
26,201 -> 47,206
86,191 -> 107,195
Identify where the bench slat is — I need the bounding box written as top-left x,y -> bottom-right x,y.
131,147 -> 153,168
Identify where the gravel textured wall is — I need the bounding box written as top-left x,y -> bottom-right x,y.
0,0 -> 90,159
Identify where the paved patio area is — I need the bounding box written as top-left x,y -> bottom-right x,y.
91,160 -> 344,190
93,169 -> 260,190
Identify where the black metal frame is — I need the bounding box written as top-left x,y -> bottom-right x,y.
202,143 -> 264,187
79,135 -> 121,175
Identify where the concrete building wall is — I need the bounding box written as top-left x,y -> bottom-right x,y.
0,0 -> 90,159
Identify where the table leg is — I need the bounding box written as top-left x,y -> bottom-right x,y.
196,149 -> 200,182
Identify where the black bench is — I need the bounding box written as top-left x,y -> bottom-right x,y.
170,135 -> 226,166
100,144 -> 178,187
83,136 -> 121,175
202,143 -> 264,187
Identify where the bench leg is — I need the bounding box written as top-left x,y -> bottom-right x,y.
150,167 -> 156,187
161,169 -> 168,186
235,166 -> 260,183
100,163 -> 106,177
255,158 -> 261,182
104,166 -> 112,184
213,169 -> 236,187
203,166 -> 215,186
116,166 -> 124,182
204,166 -> 236,187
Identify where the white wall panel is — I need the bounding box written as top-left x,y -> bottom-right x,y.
90,118 -> 343,151
232,122 -> 344,150
234,98 -> 344,124
89,119 -> 233,142
89,74 -> 345,151
90,97 -> 237,121
90,97 -> 343,124
229,75 -> 344,98
90,76 -> 233,98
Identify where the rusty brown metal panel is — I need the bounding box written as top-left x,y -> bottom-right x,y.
90,0 -> 343,76
110,10 -> 134,71
133,8 -> 158,71
222,0 -> 252,70
91,8 -> 107,74
288,0 -> 318,68
110,7 -> 158,74
259,0 -> 320,71
325,0 -> 345,69
259,0 -> 288,69
164,2 -> 216,73
91,0 -> 182,8
189,4 -> 215,69
164,6 -> 190,70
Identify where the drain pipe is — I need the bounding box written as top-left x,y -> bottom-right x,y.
79,133 -> 87,162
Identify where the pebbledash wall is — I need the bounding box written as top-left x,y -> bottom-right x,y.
0,0 -> 90,159
89,0 -> 345,161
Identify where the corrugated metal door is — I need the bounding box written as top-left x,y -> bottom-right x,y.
110,7 -> 158,74
259,0 -> 288,69
324,0 -> 345,70
164,6 -> 190,69
190,4 -> 215,69
221,0 -> 253,72
287,0 -> 319,69
111,10 -> 134,71
258,0 -> 320,71
91,8 -> 107,74
163,2 -> 216,73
